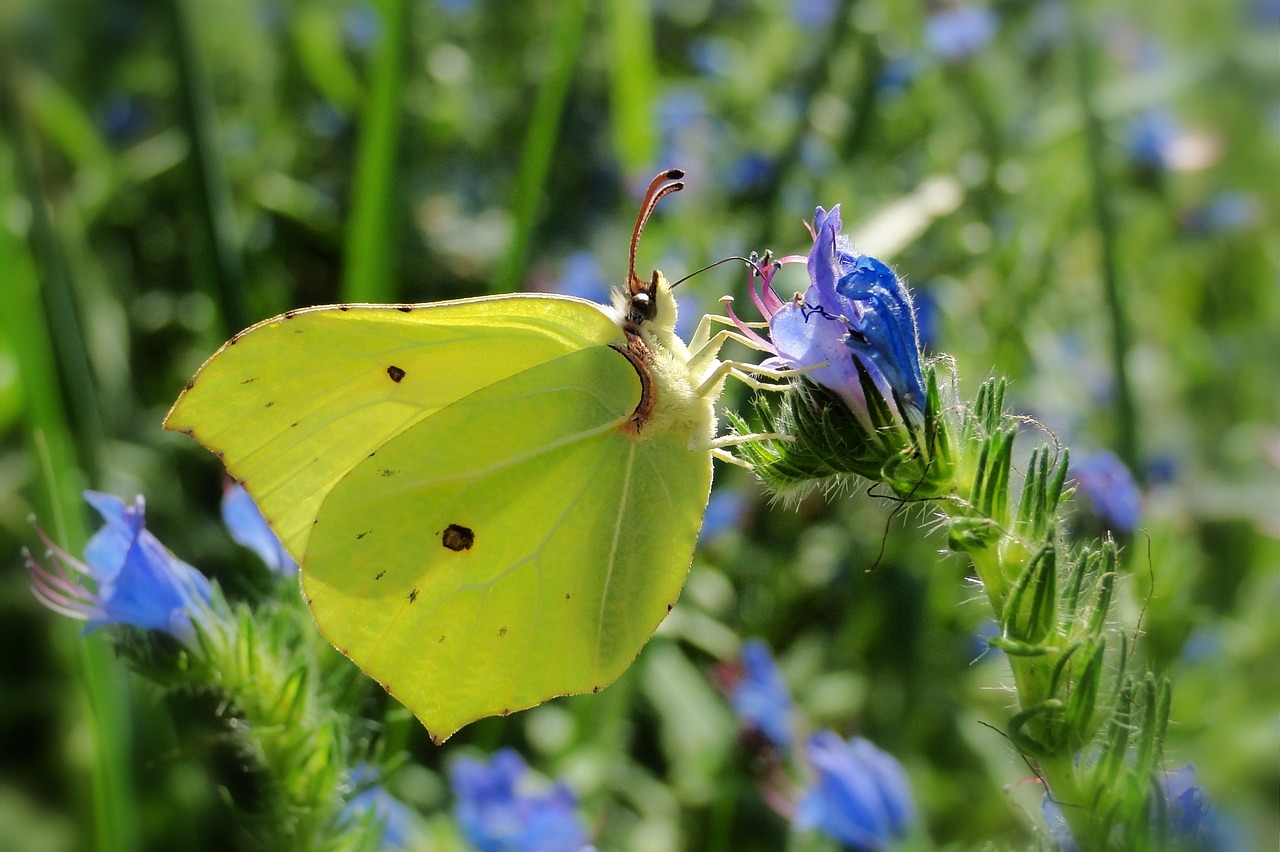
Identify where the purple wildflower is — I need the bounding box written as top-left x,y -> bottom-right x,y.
1071,450 -> 1142,535
27,492 -> 213,646
1042,762 -> 1222,850
728,206 -> 927,430
924,5 -> 997,62
450,749 -> 590,852
727,639 -> 793,751
342,765 -> 416,849
796,732 -> 915,851
221,482 -> 297,575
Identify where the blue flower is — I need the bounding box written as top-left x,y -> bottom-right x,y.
796,732 -> 915,851
1042,762 -> 1222,850
341,4 -> 381,52
450,749 -> 590,852
1161,763 -> 1216,841
924,5 -> 997,62
221,482 -> 297,575
341,765 -> 416,849
1127,108 -> 1181,172
553,251 -> 612,304
27,492 -> 213,646
793,0 -> 839,29
698,487 -> 748,544
727,639 -> 793,750
1070,450 -> 1142,535
729,206 -> 927,430
1181,191 -> 1262,236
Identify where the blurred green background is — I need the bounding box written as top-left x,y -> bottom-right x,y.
1,0 -> 1276,849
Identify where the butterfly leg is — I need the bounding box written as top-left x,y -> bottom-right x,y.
695,359 -> 812,399
688,312 -> 769,356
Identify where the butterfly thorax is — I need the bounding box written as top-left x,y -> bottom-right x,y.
612,271 -> 717,450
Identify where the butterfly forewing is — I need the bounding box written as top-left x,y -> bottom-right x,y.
164,296 -> 623,560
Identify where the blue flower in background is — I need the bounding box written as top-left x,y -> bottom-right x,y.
553,251 -> 612,304
729,205 -> 927,430
796,732 -> 915,851
877,57 -> 921,98
924,5 -> 997,62
222,482 -> 297,575
1042,762 -> 1222,851
793,0 -> 839,30
95,92 -> 150,145
342,3 -> 381,52
27,492 -> 213,646
1071,450 -> 1142,535
908,287 -> 939,351
450,748 -> 590,852
1127,108 -> 1180,172
728,639 -> 793,750
341,765 -> 416,849
698,487 -> 748,544
1181,191 -> 1263,236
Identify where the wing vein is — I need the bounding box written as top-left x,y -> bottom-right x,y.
596,442 -> 637,672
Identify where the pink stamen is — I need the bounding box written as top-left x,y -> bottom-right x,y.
726,298 -> 775,352
35,526 -> 92,576
26,554 -> 95,620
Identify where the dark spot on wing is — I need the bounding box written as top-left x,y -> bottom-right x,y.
339,305 -> 351,312
500,708 -> 510,716
397,306 -> 412,313
592,686 -> 601,694
667,603 -> 674,612
215,451 -> 225,461
565,593 -> 570,600
356,529 -> 371,540
290,421 -> 299,428
407,588 -> 419,603
375,570 -> 385,580
438,635 -> 445,643
184,378 -> 195,391
441,523 -> 474,552
264,401 -> 274,408
240,377 -> 257,385
387,365 -> 406,383
498,627 -> 507,638
379,468 -> 398,477
429,734 -> 443,746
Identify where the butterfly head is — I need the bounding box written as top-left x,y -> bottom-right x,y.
623,169 -> 685,335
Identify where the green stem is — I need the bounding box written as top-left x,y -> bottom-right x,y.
0,102 -> 135,852
170,0 -> 249,335
492,0 -> 590,295
342,0 -> 409,303
1071,12 -> 1139,472
2,61 -> 105,481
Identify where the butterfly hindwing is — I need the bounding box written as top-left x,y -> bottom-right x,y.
302,345 -> 712,740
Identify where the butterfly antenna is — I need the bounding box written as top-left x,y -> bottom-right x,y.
669,255 -> 769,290
629,168 -> 685,296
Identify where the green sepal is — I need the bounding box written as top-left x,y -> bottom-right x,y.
947,516 -> 1002,553
1062,637 -> 1105,752
1007,698 -> 1064,757
988,636 -> 1054,657
1003,543 -> 1057,645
